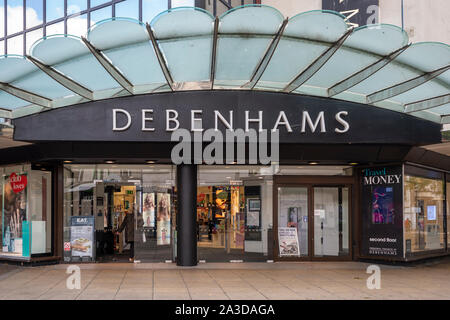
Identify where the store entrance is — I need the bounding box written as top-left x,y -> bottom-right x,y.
275,181 -> 352,260
95,182 -> 174,263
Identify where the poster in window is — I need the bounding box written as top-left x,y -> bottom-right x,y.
2,173 -> 27,255
214,187 -> 229,218
427,206 -> 436,221
143,193 -> 155,227
246,211 -> 260,228
288,207 -> 299,228
157,193 -> 171,245
278,227 -> 300,257
372,186 -> 395,224
70,216 -> 95,259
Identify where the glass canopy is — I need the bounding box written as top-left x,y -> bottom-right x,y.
0,5 -> 448,124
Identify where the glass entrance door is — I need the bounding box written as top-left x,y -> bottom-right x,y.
313,187 -> 349,257
277,187 -> 309,258
276,185 -> 351,260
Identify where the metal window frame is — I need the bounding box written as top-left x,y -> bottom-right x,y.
2,0 -> 258,56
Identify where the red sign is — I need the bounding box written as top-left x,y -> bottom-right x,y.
9,172 -> 27,193
64,242 -> 71,251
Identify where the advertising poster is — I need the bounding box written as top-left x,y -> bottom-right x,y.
361,166 -> 403,258
70,216 -> 95,259
143,193 -> 155,227
2,173 -> 27,255
278,227 -> 300,257
156,193 -> 171,245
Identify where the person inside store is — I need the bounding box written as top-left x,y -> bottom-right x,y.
116,209 -> 135,262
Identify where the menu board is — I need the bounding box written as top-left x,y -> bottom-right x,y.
70,216 -> 95,259
278,227 -> 300,257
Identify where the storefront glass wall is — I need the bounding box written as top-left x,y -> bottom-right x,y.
404,165 -> 446,255
1,164 -> 52,259
276,166 -> 352,260
63,164 -> 176,263
197,165 -> 273,262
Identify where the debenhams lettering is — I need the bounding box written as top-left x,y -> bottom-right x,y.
112,109 -> 350,133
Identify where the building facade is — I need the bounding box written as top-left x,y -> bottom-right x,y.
0,1 -> 449,266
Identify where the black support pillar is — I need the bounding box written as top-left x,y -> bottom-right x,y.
176,164 -> 198,266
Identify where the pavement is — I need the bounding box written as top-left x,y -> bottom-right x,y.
0,259 -> 449,300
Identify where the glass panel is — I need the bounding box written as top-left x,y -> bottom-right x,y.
257,11 -> 347,91
67,0 -> 87,15
26,0 -> 44,28
115,0 -> 139,20
91,0 -> 110,8
0,91 -> 30,110
90,6 -> 112,26
171,0 -> 195,7
7,0 -> 23,35
7,35 -> 23,55
46,21 -> 65,35
313,187 -> 349,257
25,28 -> 43,54
197,166 -> 273,262
404,167 -> 445,255
1,164 -> 31,258
29,170 -> 52,254
88,20 -> 166,88
63,164 -> 176,263
67,13 -> 88,37
46,0 -> 65,23
153,8 -> 214,82
215,6 -> 284,88
278,187 -> 308,257
142,0 -> 168,24
0,41 -> 4,55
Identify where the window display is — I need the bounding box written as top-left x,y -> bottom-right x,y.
1,164 -> 52,259
63,164 -> 175,263
404,165 -> 445,255
197,166 -> 273,262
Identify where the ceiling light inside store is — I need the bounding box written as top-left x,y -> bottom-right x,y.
308,161 -> 319,165
146,160 -> 155,164
63,160 -> 73,163
105,160 -> 115,164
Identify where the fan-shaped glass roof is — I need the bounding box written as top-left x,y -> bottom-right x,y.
0,5 -> 448,124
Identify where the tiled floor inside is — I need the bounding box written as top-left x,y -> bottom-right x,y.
0,259 -> 449,300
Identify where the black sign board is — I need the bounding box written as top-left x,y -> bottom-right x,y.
322,0 -> 379,27
13,90 -> 441,146
360,165 -> 403,259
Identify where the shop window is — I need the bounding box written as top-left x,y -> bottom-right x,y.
2,165 -> 30,258
1,164 -> 53,259
404,165 -> 445,255
63,164 -> 176,263
29,170 -> 52,254
197,165 -> 273,262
